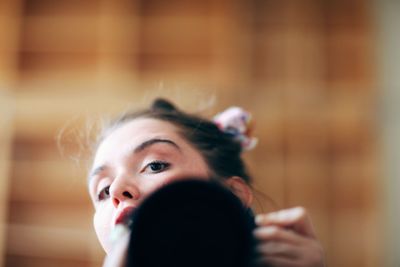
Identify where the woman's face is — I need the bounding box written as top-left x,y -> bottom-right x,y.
88,118 -> 210,253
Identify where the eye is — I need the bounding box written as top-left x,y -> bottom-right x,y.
97,185 -> 110,201
144,161 -> 171,173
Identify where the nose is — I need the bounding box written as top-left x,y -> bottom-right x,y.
109,173 -> 140,208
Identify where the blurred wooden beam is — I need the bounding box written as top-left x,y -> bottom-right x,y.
0,1 -> 22,266
9,202 -> 93,230
10,160 -> 90,204
0,0 -> 22,91
0,92 -> 14,267
7,223 -> 103,262
20,16 -> 98,53
14,90 -> 142,140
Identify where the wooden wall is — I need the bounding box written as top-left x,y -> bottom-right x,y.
0,0 -> 382,266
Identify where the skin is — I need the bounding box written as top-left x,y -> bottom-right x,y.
88,117 -> 324,267
88,118 -> 211,253
254,207 -> 325,267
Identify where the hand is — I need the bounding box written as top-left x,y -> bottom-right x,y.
253,207 -> 325,267
102,225 -> 130,267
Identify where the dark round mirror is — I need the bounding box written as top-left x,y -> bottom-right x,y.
125,179 -> 257,267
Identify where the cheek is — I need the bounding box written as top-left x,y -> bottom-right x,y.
93,204 -> 114,253
146,167 -> 209,192
139,177 -> 175,197
139,174 -> 193,199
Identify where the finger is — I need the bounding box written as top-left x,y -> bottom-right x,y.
253,255 -> 300,267
255,241 -> 302,259
253,226 -> 308,245
255,207 -> 316,238
103,225 -> 130,267
102,238 -> 129,267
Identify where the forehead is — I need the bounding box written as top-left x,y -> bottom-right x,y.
110,117 -> 179,140
93,118 -> 183,161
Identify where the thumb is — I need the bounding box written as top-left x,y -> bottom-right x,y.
103,225 -> 131,267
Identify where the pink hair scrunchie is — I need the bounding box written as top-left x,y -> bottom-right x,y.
213,107 -> 258,151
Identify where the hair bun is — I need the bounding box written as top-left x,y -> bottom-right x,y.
151,98 -> 178,112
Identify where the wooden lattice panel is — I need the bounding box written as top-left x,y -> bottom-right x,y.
1,1 -> 382,267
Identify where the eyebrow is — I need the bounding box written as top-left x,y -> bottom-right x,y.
134,138 -> 181,154
88,138 -> 181,181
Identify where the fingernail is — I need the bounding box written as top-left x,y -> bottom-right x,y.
255,212 -> 280,224
255,214 -> 266,225
253,226 -> 278,237
284,207 -> 303,219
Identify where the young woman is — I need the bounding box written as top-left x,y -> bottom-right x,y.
87,98 -> 325,267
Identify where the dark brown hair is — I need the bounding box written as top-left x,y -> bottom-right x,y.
95,98 -> 252,183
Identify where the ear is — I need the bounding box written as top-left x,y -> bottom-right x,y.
224,176 -> 253,207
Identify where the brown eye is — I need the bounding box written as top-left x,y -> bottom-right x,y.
97,185 -> 110,201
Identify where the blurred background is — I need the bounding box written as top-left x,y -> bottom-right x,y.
0,0 -> 399,266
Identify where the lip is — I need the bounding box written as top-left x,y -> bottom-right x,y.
115,206 -> 136,226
